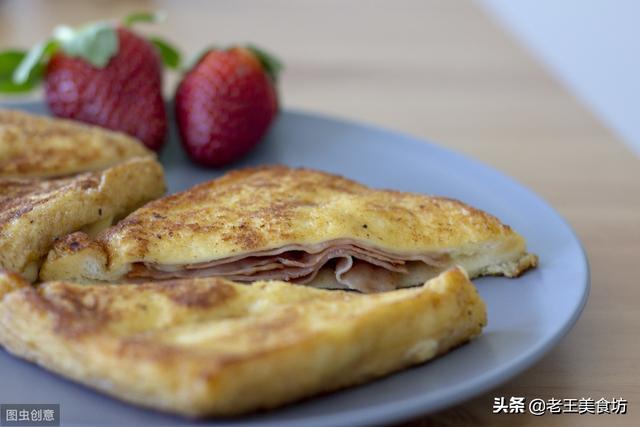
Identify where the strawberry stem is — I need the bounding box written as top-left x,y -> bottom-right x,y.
53,23 -> 119,68
246,44 -> 283,83
149,37 -> 181,70
122,11 -> 167,27
13,39 -> 58,85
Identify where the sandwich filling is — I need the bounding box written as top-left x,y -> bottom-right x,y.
127,239 -> 451,292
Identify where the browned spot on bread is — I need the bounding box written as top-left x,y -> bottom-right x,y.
0,180 -> 61,216
221,222 -> 266,250
100,217 -> 153,258
50,232 -> 99,255
252,309 -> 299,336
0,173 -> 101,228
23,285 -> 114,338
0,270 -> 29,298
150,278 -> 237,309
116,337 -> 191,363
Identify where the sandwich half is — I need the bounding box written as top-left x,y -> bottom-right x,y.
0,109 -> 153,178
0,267 -> 486,416
41,166 -> 537,290
0,157 -> 165,281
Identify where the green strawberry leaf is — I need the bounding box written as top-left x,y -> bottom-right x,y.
246,44 -> 283,83
123,11 -> 166,27
12,39 -> 58,86
53,22 -> 118,68
0,50 -> 45,93
149,36 -> 181,69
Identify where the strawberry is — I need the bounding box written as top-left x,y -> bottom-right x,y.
45,28 -> 167,150
0,12 -> 182,151
175,46 -> 281,167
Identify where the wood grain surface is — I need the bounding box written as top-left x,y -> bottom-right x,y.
1,1 -> 638,426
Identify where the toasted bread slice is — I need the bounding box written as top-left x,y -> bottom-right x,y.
0,109 -> 153,178
41,166 -> 536,290
0,157 -> 165,281
0,267 -> 486,416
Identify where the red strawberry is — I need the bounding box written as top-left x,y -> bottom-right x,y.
175,46 -> 281,167
45,28 -> 167,150
0,12 -> 181,151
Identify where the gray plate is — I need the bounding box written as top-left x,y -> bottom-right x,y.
0,102 -> 589,427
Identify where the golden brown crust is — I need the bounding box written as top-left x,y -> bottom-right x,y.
0,109 -> 153,178
0,270 -> 29,299
40,166 -> 535,283
0,268 -> 486,416
0,157 -> 166,281
0,174 -> 101,228
103,166 -> 514,258
477,252 -> 539,278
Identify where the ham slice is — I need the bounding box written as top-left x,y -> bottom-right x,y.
128,239 -> 451,292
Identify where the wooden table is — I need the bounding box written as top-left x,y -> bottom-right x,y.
1,1 -> 638,425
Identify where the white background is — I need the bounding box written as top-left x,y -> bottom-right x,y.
480,0 -> 640,156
